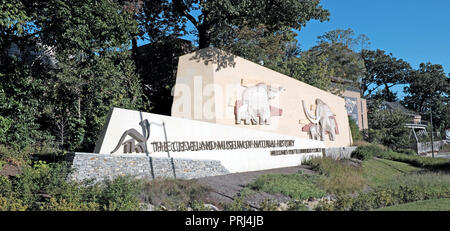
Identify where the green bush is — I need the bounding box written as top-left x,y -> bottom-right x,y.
349,117 -> 363,142
396,148 -> 417,156
99,176 -> 143,211
351,144 -> 386,161
0,196 -> 28,211
141,178 -> 211,210
0,115 -> 12,144
0,160 -> 146,211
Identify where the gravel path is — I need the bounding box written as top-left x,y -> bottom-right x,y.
196,165 -> 316,208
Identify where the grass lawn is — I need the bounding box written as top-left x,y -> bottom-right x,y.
362,158 -> 421,188
247,173 -> 326,200
375,198 -> 450,211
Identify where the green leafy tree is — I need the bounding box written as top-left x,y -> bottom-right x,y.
367,99 -> 410,150
360,49 -> 413,101
139,0 -> 329,49
1,0 -> 144,151
402,63 -> 450,138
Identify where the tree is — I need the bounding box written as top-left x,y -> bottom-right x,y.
0,0 -> 144,151
293,28 -> 367,94
139,0 -> 330,49
366,99 -> 410,150
360,49 -> 413,101
403,62 -> 450,137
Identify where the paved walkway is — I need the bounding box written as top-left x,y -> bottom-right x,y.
196,165 -> 316,208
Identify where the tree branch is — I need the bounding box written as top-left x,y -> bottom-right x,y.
173,0 -> 200,31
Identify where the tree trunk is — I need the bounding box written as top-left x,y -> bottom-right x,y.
132,36 -> 139,67
198,25 -> 211,49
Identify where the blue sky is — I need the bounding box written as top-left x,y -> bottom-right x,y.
297,0 -> 450,74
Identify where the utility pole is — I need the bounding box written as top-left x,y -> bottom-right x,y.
430,108 -> 435,158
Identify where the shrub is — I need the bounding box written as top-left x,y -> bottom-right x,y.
351,144 -> 386,161
259,199 -> 278,211
349,117 -> 363,142
286,200 -> 309,211
0,176 -> 13,197
0,116 -> 12,144
0,196 -> 28,211
39,197 -> 99,211
141,178 -> 210,210
396,148 -> 417,156
0,145 -> 31,166
99,176 -> 143,211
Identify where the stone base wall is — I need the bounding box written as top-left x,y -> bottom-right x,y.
324,146 -> 357,160
68,153 -> 229,182
68,147 -> 356,182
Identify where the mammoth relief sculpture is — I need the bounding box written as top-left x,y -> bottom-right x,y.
111,119 -> 150,154
235,83 -> 285,125
301,99 -> 339,141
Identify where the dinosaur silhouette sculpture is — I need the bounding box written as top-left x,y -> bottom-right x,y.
111,119 -> 150,154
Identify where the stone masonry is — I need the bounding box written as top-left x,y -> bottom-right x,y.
68,152 -> 230,183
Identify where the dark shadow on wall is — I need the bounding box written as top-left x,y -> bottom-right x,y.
136,37 -> 193,116
137,40 -> 238,116
189,47 -> 237,71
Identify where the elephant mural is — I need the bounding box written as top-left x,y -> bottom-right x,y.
301,99 -> 339,141
236,83 -> 285,125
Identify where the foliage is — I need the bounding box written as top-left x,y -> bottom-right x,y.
140,0 -> 330,49
396,148 -> 417,156
366,101 -> 410,150
1,0 -> 144,152
222,188 -> 254,211
317,28 -> 371,52
258,199 -> 279,211
141,178 -> 211,210
305,29 -> 367,94
349,117 -> 363,142
402,62 -> 449,137
98,176 -> 143,211
0,160 -> 145,211
286,200 -> 310,211
0,196 -> 28,211
351,144 -> 387,161
39,197 -> 99,211
248,173 -> 326,200
360,49 -> 413,101
306,157 -> 366,194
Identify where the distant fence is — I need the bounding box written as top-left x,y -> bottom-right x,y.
411,140 -> 447,154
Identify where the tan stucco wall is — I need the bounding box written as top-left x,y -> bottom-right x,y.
172,48 -> 353,148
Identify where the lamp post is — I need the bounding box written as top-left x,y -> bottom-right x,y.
430,108 -> 434,158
